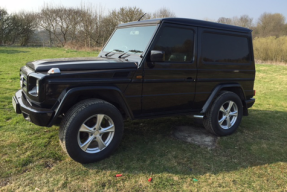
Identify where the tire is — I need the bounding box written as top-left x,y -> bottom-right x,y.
203,91 -> 243,136
59,99 -> 124,164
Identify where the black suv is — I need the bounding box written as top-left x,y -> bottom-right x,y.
12,18 -> 255,163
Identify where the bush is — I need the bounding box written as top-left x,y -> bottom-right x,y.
253,36 -> 287,63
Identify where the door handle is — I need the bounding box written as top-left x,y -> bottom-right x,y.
186,77 -> 194,82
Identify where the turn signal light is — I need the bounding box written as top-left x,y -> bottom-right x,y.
136,75 -> 142,79
48,68 -> 61,74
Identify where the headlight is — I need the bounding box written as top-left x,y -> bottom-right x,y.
20,69 -> 45,98
28,77 -> 40,97
20,75 -> 23,88
20,73 -> 26,88
36,80 -> 39,95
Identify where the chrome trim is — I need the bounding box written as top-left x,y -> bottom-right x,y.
193,115 -> 204,119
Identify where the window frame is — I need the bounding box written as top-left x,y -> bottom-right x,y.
199,28 -> 253,65
102,24 -> 159,56
149,23 -> 197,64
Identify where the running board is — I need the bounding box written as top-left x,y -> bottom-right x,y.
193,115 -> 204,119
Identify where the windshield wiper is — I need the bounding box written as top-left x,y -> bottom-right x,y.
119,49 -> 143,58
119,52 -> 130,58
113,49 -> 124,53
105,49 -> 124,57
128,49 -> 143,53
105,51 -> 114,57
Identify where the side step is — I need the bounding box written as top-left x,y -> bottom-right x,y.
193,115 -> 204,119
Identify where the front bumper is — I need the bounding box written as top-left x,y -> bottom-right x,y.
12,90 -> 54,126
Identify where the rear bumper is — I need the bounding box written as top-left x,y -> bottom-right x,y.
12,90 -> 54,126
245,98 -> 255,108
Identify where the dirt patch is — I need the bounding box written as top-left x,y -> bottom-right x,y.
173,126 -> 218,149
0,178 -> 10,188
45,161 -> 54,169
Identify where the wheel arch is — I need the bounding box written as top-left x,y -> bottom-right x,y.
201,84 -> 248,115
47,86 -> 133,127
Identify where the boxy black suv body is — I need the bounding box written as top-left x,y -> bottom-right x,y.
12,18 -> 255,163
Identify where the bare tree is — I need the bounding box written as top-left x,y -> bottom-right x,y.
78,4 -> 105,48
217,17 -> 233,25
38,6 -> 62,46
0,8 -> 35,45
7,14 -> 22,44
108,7 -> 144,24
218,15 -> 253,29
16,12 -> 38,46
230,15 -> 253,28
0,8 -> 10,45
99,16 -> 119,45
237,15 -> 253,28
98,6 -> 144,45
39,5 -> 82,46
256,12 -> 286,37
152,7 -> 175,18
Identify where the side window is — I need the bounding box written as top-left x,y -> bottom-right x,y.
202,32 -> 251,63
153,26 -> 194,62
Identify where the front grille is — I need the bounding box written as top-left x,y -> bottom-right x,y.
19,66 -> 40,101
20,72 -> 28,92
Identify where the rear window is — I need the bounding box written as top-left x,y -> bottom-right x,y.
202,32 -> 251,64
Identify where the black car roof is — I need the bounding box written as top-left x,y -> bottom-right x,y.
118,17 -> 252,33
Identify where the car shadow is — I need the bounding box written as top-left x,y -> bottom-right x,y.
82,109 -> 286,175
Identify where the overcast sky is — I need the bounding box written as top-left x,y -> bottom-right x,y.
2,0 -> 287,23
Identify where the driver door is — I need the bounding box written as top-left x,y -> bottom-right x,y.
142,24 -> 197,115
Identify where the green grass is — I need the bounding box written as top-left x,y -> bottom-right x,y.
0,47 -> 287,191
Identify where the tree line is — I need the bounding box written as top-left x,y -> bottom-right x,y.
217,13 -> 287,38
0,9 -> 37,46
1,5 -> 287,46
0,5 -> 175,47
1,5 -> 287,63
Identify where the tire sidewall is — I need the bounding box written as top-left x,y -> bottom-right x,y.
64,102 -> 123,163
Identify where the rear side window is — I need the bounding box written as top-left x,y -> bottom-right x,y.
202,32 -> 251,64
153,26 -> 194,62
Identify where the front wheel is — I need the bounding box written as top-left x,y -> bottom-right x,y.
59,99 -> 124,164
203,91 -> 243,136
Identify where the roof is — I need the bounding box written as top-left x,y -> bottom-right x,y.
118,17 -> 252,33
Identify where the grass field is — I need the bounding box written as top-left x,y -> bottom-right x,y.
0,47 -> 287,191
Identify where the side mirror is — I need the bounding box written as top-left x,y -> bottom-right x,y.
150,50 -> 165,62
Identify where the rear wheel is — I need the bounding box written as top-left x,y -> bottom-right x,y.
59,99 -> 124,164
203,91 -> 243,136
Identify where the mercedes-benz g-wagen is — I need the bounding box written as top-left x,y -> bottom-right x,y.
12,18 -> 256,163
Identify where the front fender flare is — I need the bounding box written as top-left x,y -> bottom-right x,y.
47,86 -> 133,127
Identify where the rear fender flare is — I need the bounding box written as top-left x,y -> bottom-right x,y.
201,84 -> 246,114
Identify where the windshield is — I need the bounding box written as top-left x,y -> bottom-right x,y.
103,25 -> 157,54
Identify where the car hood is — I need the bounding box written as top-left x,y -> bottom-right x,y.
26,57 -> 138,72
